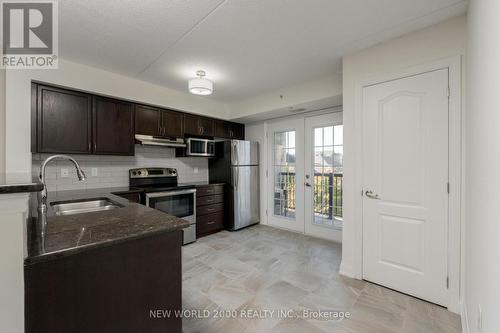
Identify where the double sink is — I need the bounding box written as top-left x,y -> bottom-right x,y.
50,197 -> 123,216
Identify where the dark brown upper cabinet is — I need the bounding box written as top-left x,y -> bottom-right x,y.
214,120 -> 245,140
184,114 -> 214,137
135,105 -> 184,138
161,110 -> 184,138
135,104 -> 161,137
93,96 -> 135,155
34,84 -> 92,154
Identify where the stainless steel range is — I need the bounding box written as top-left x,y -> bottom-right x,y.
129,168 -> 196,245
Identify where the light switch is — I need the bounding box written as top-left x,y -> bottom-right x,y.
91,168 -> 98,177
194,167 -> 199,174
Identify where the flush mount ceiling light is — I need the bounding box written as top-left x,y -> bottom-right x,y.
188,70 -> 213,96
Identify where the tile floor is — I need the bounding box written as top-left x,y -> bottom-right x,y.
182,225 -> 461,333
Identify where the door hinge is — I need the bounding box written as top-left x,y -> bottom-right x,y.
266,170 -> 268,177
446,276 -> 449,289
447,87 -> 451,99
265,209 -> 268,216
447,182 -> 450,194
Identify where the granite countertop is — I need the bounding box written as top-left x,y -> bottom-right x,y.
0,173 -> 43,194
26,187 -> 190,265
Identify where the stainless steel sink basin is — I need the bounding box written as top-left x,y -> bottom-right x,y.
50,197 -> 123,216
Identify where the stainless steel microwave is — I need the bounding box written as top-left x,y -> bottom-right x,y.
186,138 -> 215,157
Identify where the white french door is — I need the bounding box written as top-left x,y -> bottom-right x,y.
304,113 -> 343,242
267,119 -> 305,232
362,69 -> 449,306
267,113 -> 343,242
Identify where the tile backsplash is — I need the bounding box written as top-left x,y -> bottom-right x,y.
32,145 -> 208,192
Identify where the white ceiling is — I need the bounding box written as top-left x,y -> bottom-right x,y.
60,0 -> 468,102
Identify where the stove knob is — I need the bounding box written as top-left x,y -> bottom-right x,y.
132,171 -> 136,176
137,171 -> 142,176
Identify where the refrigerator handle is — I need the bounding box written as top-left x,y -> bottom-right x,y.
234,167 -> 239,189
232,141 -> 238,165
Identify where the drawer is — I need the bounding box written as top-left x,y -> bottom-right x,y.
197,203 -> 224,216
197,194 -> 224,206
196,211 -> 224,236
196,185 -> 224,197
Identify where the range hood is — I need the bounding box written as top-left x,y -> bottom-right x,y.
135,135 -> 186,148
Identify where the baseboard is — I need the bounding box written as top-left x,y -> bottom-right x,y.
339,260 -> 357,279
461,301 -> 470,333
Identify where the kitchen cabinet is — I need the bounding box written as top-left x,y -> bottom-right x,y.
184,114 -> 214,137
196,184 -> 225,237
135,105 -> 184,138
135,104 -> 161,137
25,230 -> 183,333
214,120 -> 245,140
161,110 -> 184,138
32,81 -> 245,155
93,96 -> 135,155
33,84 -> 92,154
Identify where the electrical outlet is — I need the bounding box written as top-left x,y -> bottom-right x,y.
60,168 -> 69,178
91,168 -> 98,177
194,167 -> 199,174
478,304 -> 483,333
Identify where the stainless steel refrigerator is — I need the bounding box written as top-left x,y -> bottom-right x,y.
209,140 -> 260,230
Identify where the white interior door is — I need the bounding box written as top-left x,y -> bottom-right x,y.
267,118 -> 305,232
362,69 -> 449,306
304,113 -> 343,242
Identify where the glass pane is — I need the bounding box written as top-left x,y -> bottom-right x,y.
334,146 -> 343,169
314,127 -> 323,147
288,131 -> 296,148
272,130 -> 296,220
311,124 -> 343,228
324,126 -> 334,146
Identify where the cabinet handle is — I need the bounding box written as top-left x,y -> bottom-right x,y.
94,142 -> 97,151
88,142 -> 91,152
207,221 -> 215,225
207,207 -> 215,211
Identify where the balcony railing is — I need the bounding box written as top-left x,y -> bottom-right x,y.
275,172 -> 343,219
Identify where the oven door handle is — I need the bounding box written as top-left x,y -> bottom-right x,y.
145,189 -> 197,198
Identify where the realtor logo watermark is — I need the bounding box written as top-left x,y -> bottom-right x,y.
1,0 -> 58,68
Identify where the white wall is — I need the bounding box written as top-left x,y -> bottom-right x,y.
4,59 -> 231,178
230,74 -> 343,120
341,15 -> 466,287
465,1 -> 500,332
244,122 -> 268,224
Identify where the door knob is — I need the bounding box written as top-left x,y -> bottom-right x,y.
365,190 -> 380,199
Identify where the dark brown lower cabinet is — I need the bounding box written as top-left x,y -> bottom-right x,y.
196,184 -> 225,237
25,231 -> 182,333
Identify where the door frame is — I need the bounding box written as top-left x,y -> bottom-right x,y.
345,56 -> 463,313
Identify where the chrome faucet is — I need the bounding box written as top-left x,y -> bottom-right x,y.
37,155 -> 87,215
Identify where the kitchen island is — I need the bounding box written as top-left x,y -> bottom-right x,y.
25,187 -> 189,333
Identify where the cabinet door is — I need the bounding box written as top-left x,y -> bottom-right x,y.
231,122 -> 245,140
214,120 -> 229,138
199,117 -> 214,137
214,120 -> 245,140
135,104 -> 161,136
161,110 -> 184,138
93,96 -> 135,155
183,114 -> 202,136
36,85 -> 92,154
